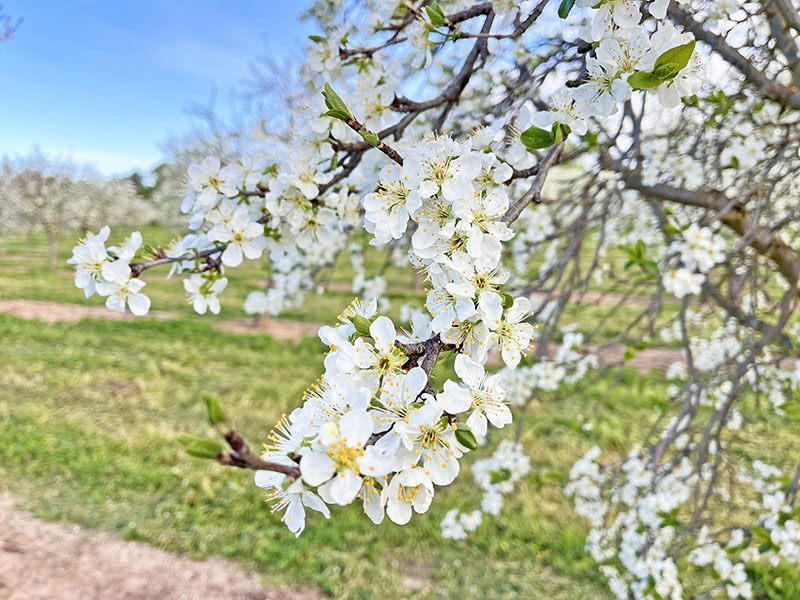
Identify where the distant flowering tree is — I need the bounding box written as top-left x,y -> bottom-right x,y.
69,1 -> 800,597
1,150 -> 155,269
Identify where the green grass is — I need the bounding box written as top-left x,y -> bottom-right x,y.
0,313 -> 679,599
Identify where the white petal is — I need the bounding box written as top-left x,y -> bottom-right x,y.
454,354 -> 484,388
299,452 -> 335,486
387,495 -> 413,525
436,380 -> 472,414
328,471 -> 362,505
128,293 -> 151,316
369,316 -> 396,352
254,470 -> 286,489
339,409 -> 374,446
221,243 -> 243,267
301,490 -> 331,518
403,367 -> 427,401
283,496 -> 306,536
466,409 -> 488,436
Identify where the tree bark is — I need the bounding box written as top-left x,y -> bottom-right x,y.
48,231 -> 58,271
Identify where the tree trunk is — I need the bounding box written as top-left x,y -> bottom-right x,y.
48,232 -> 58,271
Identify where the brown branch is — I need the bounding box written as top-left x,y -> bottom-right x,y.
340,36 -> 407,58
621,173 -> 800,285
129,214 -> 270,277
774,0 -> 800,34
446,2 -> 492,24
392,9 -> 495,113
449,0 -> 548,41
702,280 -> 794,350
218,430 -> 301,478
338,117 -> 405,166
502,142 -> 564,223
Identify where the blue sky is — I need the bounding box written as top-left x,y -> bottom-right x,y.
0,1 -> 312,175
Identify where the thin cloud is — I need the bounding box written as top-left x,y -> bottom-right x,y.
153,38 -> 252,86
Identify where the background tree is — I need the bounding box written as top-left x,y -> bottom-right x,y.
1,149 -> 157,269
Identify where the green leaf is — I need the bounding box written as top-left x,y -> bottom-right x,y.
359,130 -> 380,146
426,0 -> 447,27
725,155 -> 740,170
752,526 -> 772,545
490,467 -> 513,484
782,403 -> 800,419
202,393 -> 227,426
308,34 -> 327,43
501,293 -> 514,310
558,0 -> 576,18
352,315 -> 372,337
623,347 -> 636,361
654,62 -> 678,80
552,123 -> 564,144
628,71 -> 662,90
321,83 -> 352,121
652,40 -> 696,81
520,126 -> 555,150
455,427 -> 479,451
323,109 -> 352,121
641,260 -> 659,274
178,437 -> 224,460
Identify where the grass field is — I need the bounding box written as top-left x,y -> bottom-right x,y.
1,226 -> 795,598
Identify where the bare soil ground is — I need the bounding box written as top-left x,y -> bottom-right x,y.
0,495 -> 322,600
0,298 -> 173,324
216,315 -> 322,341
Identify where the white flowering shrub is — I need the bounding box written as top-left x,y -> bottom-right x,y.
66,0 -> 800,597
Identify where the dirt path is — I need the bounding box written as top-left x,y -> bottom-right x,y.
0,495 -> 321,600
0,298 -> 173,324
217,315 -> 322,342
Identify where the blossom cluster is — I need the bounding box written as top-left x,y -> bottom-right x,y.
365,133 -> 535,368
68,227 -> 152,315
533,4 -> 702,139
662,223 -> 727,299
247,123 -> 546,534
567,312 -> 800,599
566,445 -> 696,600
251,296 -> 521,536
